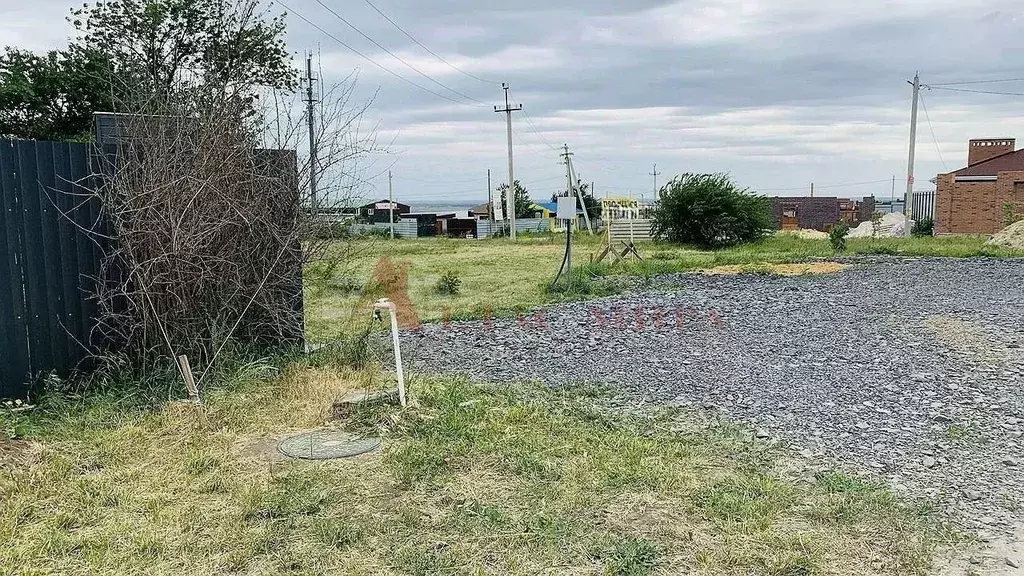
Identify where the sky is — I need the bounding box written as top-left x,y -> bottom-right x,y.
4,0 -> 1024,207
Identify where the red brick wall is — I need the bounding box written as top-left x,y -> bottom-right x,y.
936,170 -> 1024,234
968,139 -> 1015,166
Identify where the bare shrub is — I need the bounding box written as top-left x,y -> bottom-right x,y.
86,66 -> 378,387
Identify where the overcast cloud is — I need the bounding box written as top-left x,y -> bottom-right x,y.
4,0 -> 1024,206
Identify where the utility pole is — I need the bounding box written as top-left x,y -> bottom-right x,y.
905,72 -> 921,237
494,83 -> 522,240
891,175 -> 896,206
650,163 -> 661,197
305,53 -> 318,216
810,182 -> 814,198
563,144 -> 574,283
565,149 -> 593,234
388,170 -> 395,239
487,169 -> 493,223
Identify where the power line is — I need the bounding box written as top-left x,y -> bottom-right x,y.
276,0 -> 473,106
360,0 -> 500,85
926,85 -> 1024,97
930,77 -> 1024,86
759,179 -> 892,192
312,0 -> 489,106
516,104 -> 560,152
918,91 -> 948,171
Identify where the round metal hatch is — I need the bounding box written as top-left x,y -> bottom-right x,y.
277,429 -> 381,460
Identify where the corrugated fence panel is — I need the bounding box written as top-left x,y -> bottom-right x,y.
477,218 -> 550,238
0,139 -> 102,397
0,141 -> 30,396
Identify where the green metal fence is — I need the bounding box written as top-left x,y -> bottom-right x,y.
0,139 -> 106,398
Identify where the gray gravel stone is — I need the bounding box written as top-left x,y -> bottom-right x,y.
404,256 -> 1024,530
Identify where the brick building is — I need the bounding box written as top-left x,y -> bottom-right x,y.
770,196 -> 875,231
935,138 -> 1024,234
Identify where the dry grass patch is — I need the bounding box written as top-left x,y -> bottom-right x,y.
1,365 -> 950,575
702,262 -> 851,276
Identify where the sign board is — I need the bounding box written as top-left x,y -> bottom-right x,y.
374,202 -> 398,210
493,202 -> 504,221
556,196 -> 577,220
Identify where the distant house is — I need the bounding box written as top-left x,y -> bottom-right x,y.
358,199 -> 411,224
770,196 -> 875,231
470,202 -> 492,220
401,212 -> 438,237
436,213 -> 478,237
934,138 -> 1024,234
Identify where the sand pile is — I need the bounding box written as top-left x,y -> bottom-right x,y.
777,229 -> 828,240
987,220 -> 1024,250
847,212 -> 909,238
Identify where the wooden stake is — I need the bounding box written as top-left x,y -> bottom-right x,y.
177,355 -> 200,403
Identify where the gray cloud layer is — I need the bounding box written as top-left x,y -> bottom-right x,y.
4,0 -> 1023,205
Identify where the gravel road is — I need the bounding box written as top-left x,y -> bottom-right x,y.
406,256 -> 1024,534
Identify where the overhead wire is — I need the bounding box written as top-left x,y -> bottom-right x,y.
929,77 -> 1024,86
312,0 -> 489,106
918,91 -> 948,171
758,179 -> 893,192
359,0 -> 500,85
926,85 -> 1024,97
276,0 -> 474,106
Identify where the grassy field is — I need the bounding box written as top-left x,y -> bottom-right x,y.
4,232 -> 1008,575
0,358 -> 949,575
305,233 -> 1021,339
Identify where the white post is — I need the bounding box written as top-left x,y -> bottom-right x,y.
374,298 -> 406,407
388,170 -> 395,240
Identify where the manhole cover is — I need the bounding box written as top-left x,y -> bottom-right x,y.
278,429 -> 381,460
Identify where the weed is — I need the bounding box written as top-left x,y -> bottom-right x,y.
594,537 -> 662,576
434,270 -> 462,295
830,222 -> 851,251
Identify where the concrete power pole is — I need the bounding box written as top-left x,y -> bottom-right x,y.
494,83 -> 522,240
487,169 -> 493,223
905,72 -> 921,237
650,163 -> 661,198
305,53 -> 318,216
810,182 -> 814,198
388,170 -> 395,239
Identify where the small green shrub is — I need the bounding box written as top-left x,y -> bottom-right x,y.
911,218 -> 934,237
435,271 -> 462,295
650,173 -> 772,248
829,222 -> 850,252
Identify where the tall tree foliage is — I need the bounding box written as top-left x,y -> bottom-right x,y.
498,180 -> 534,219
0,0 -> 298,141
651,173 -> 771,248
0,47 -> 114,141
69,0 -> 297,101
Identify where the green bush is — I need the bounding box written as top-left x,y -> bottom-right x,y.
650,173 -> 771,248
911,218 -> 934,237
829,222 -> 850,252
435,271 -> 462,295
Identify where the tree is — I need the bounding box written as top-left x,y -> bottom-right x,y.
551,180 -> 600,221
650,173 -> 771,248
69,0 -> 297,102
0,47 -> 114,141
498,180 -> 534,219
